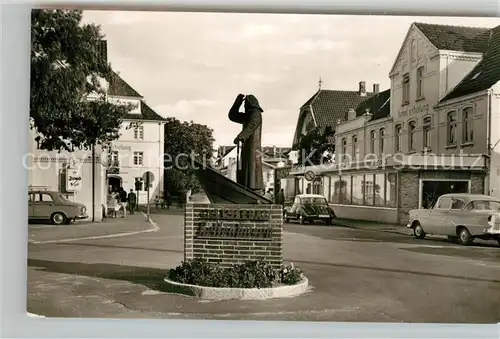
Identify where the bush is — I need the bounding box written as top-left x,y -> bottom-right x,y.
167,258 -> 303,288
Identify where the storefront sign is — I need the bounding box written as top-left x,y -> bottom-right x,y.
398,103 -> 430,118
66,167 -> 82,192
113,144 -> 132,151
198,208 -> 269,221
195,221 -> 273,239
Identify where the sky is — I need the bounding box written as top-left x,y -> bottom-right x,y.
81,11 -> 500,148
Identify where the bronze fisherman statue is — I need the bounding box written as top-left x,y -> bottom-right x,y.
228,94 -> 264,195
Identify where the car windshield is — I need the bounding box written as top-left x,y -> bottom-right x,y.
466,200 -> 500,211
301,197 -> 328,205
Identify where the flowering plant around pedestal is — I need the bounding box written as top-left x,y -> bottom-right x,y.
167,258 -> 303,288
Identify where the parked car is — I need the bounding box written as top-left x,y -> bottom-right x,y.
407,193 -> 500,246
28,190 -> 88,225
284,194 -> 336,225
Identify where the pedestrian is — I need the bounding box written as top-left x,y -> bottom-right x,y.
108,190 -> 119,219
276,188 -> 285,213
119,187 -> 128,218
164,190 -> 172,210
127,188 -> 137,215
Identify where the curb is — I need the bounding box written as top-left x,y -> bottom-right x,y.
332,220 -> 410,236
163,275 -> 309,300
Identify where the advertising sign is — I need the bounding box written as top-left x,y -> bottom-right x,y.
66,167 -> 83,192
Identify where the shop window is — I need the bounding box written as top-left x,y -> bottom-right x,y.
363,174 -> 375,205
385,173 -> 397,208
374,173 -> 386,206
351,174 -> 364,205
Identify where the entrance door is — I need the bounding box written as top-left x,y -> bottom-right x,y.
421,180 -> 470,209
108,176 -> 123,193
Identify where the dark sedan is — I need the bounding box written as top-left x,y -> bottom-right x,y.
284,194 -> 336,225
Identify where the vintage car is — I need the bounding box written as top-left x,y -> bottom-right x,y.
407,193 -> 500,246
284,194 -> 336,225
29,190 -> 88,225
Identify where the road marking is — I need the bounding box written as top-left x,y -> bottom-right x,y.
29,213 -> 160,244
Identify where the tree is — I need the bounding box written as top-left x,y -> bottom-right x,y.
30,9 -> 132,151
296,126 -> 335,165
164,117 -> 215,195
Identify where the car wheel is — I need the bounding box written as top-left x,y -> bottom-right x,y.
413,222 -> 426,239
299,214 -> 305,225
284,212 -> 290,223
457,227 -> 473,246
447,236 -> 458,243
51,212 -> 67,225
326,218 -> 333,225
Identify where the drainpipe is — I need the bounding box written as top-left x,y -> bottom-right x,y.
92,142 -> 96,222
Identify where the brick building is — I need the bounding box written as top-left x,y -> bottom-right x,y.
285,22 -> 500,225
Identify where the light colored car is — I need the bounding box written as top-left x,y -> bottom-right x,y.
29,190 -> 88,225
407,193 -> 500,246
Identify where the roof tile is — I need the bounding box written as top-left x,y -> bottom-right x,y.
108,71 -> 143,98
414,22 -> 491,53
441,25 -> 500,101
354,89 -> 391,121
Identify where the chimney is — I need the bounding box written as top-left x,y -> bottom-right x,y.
359,81 -> 366,96
347,108 -> 357,120
373,83 -> 380,93
99,40 -> 108,65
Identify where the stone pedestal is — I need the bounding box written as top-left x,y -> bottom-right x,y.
184,203 -> 283,268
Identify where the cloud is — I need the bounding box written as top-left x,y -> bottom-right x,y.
231,73 -> 280,84
154,99 -> 217,117
241,23 -> 276,38
288,38 -> 349,54
210,23 -> 277,43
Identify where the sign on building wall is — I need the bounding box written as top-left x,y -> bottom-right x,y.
66,167 -> 83,192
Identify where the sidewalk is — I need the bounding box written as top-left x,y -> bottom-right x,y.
28,213 -> 153,243
333,218 -> 411,236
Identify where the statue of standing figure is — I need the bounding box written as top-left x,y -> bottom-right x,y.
228,94 -> 264,195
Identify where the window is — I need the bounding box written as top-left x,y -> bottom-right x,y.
385,173 -> 397,208
341,138 -> 347,160
351,174 -> 364,205
402,73 -> 410,104
465,200 -> 500,211
33,193 -> 54,202
110,150 -> 119,167
379,128 -> 385,154
436,197 -> 452,209
374,173 -> 386,206
133,151 -> 144,165
134,125 -> 144,140
363,174 -> 375,205
447,111 -> 457,145
462,107 -> 473,143
352,135 -> 358,155
416,66 -> 424,98
408,121 -> 416,150
395,124 -> 403,152
451,198 -> 465,210
423,117 -> 431,149
369,130 -> 376,153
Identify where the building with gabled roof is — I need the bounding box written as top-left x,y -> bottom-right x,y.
28,40 -> 167,222
284,20 -> 499,225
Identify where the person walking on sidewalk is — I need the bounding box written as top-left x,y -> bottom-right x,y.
127,189 -> 137,215
119,187 -> 128,218
276,188 -> 285,215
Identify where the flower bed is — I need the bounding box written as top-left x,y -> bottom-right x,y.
167,258 -> 303,288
